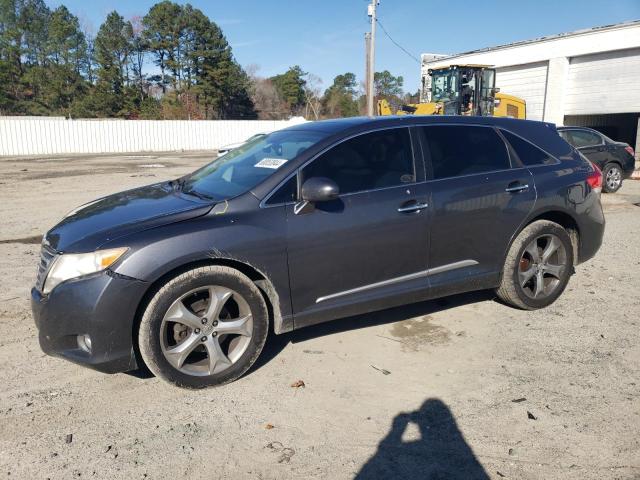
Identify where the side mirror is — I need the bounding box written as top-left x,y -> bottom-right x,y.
301,177 -> 339,203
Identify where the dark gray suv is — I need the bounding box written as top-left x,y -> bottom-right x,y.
31,116 -> 605,388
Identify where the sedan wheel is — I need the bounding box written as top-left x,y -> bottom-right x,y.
603,164 -> 623,193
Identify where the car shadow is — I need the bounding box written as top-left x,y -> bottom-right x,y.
355,398 -> 490,479
128,289 -> 495,381
249,289 -> 495,375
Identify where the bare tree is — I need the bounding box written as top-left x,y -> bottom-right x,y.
247,65 -> 289,120
304,73 -> 322,120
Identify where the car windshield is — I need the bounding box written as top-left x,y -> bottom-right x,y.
180,129 -> 326,201
431,69 -> 459,102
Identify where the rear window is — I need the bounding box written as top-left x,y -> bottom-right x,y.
422,125 -> 510,179
501,130 -> 556,166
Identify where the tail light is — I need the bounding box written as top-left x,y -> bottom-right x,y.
624,145 -> 635,157
586,161 -> 602,194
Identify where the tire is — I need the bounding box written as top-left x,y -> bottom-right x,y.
602,163 -> 623,193
496,220 -> 574,310
139,266 -> 269,389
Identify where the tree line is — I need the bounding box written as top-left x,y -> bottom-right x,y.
0,0 -> 416,120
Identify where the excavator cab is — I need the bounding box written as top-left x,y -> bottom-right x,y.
428,65 -> 497,116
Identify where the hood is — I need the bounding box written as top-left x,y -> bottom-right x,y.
45,182 -> 213,252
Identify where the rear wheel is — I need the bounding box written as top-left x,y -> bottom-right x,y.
602,163 -> 623,193
496,220 -> 574,310
139,266 -> 268,388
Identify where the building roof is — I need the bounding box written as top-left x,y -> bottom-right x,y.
422,19 -> 640,65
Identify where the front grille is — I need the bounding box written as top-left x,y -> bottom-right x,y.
35,245 -> 57,292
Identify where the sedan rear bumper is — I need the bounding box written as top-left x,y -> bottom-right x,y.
31,271 -> 147,374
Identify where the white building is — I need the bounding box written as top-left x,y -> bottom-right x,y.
421,20 -> 640,155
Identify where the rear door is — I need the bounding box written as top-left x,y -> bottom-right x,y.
419,124 -> 536,288
284,127 -> 431,326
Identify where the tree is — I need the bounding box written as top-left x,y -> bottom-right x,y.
142,1 -> 181,93
270,65 -> 306,115
0,0 -> 24,113
303,73 -> 322,120
0,0 -> 257,119
44,6 -> 89,115
129,16 -> 148,99
93,11 -> 136,116
248,67 -> 289,120
374,70 -> 404,102
322,72 -> 359,118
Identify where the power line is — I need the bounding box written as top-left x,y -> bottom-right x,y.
376,19 -> 421,64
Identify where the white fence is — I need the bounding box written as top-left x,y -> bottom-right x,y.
0,117 -> 305,156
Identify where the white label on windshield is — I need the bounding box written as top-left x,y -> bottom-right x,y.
255,158 -> 288,169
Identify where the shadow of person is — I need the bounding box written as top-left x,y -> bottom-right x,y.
355,398 -> 489,480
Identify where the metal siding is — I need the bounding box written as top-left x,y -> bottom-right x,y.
565,48 -> 640,115
0,118 -> 304,156
496,62 -> 549,121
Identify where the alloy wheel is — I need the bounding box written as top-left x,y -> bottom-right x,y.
518,234 -> 567,299
605,166 -> 622,191
160,286 -> 253,376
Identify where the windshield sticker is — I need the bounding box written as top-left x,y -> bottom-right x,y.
255,158 -> 288,169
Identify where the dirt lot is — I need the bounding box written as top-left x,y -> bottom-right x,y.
0,152 -> 639,480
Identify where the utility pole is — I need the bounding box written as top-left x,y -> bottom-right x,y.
366,0 -> 377,116
365,32 -> 371,115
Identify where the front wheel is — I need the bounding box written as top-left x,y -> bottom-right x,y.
602,163 -> 623,193
496,220 -> 574,310
138,266 -> 269,388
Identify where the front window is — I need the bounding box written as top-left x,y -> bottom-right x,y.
431,69 -> 459,102
181,130 -> 326,200
302,128 -> 415,195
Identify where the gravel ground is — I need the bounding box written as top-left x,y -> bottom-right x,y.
0,152 -> 639,480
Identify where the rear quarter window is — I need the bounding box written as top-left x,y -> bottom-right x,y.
501,130 -> 557,166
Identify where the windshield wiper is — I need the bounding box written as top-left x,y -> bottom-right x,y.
168,177 -> 214,201
168,177 -> 187,191
181,186 -> 215,201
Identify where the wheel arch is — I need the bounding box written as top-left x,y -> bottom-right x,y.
503,209 -> 581,272
131,257 -> 287,371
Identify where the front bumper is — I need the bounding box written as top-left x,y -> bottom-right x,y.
31,271 -> 148,374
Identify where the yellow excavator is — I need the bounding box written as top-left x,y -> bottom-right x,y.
378,64 -> 526,119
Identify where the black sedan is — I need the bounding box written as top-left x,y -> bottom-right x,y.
558,126 -> 636,193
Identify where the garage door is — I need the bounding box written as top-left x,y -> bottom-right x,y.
565,47 -> 640,115
496,62 -> 548,121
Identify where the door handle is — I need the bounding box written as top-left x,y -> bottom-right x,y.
505,183 -> 529,193
398,202 -> 429,213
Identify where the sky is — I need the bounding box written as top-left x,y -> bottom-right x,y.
46,0 -> 640,93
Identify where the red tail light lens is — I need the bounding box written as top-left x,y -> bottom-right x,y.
586,161 -> 602,193
625,145 -> 635,157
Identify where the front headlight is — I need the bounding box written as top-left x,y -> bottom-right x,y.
43,247 -> 128,294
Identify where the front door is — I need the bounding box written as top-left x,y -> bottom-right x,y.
285,127 -> 430,327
